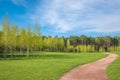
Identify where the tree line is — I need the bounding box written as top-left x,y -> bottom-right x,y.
0,16 -> 120,58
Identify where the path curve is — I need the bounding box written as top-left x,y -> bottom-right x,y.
60,54 -> 119,80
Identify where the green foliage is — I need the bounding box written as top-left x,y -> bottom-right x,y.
1,16 -> 10,59
0,15 -> 120,59
67,39 -> 70,49
19,28 -> 27,52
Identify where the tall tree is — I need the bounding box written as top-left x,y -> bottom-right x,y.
1,16 -> 10,59
26,26 -> 32,57
67,39 -> 70,51
33,23 -> 42,51
95,37 -> 101,52
19,28 -> 26,54
80,35 -> 87,52
59,37 -> 64,51
111,37 -> 119,51
103,36 -> 111,51
0,31 -> 3,53
9,24 -> 18,57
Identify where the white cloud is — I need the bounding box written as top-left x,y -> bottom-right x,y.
11,0 -> 27,7
28,0 -> 120,33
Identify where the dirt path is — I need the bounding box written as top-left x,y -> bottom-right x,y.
60,54 -> 119,80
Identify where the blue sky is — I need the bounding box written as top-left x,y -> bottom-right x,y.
0,0 -> 120,37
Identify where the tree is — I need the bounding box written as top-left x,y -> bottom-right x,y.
0,31 -> 3,53
19,28 -> 26,54
52,36 -> 59,51
45,36 -> 52,51
33,23 -> 42,52
43,37 -> 48,51
111,37 -> 119,51
69,36 -> 79,47
80,35 -> 87,52
59,37 -> 64,51
89,37 -> 95,52
95,37 -> 101,52
103,36 -> 111,52
9,24 -> 18,57
67,39 -> 70,51
76,45 -> 81,52
26,26 -> 32,57
1,16 -> 10,59
38,36 -> 43,51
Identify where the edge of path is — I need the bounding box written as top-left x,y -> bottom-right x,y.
59,53 -> 119,80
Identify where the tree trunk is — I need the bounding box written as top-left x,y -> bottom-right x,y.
11,49 -> 13,58
20,45 -> 22,55
4,43 -> 7,59
27,47 -> 29,57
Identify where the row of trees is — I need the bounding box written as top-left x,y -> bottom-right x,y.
0,17 -> 120,58
67,36 -> 120,52
0,17 -> 43,58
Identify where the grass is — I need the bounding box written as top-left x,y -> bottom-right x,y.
107,51 -> 120,80
0,52 -> 107,80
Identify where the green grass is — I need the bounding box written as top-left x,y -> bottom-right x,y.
0,52 -> 107,80
107,51 -> 120,80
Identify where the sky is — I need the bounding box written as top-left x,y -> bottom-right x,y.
0,0 -> 120,37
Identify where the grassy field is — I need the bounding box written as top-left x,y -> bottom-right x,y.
0,52 -> 107,80
107,51 -> 120,80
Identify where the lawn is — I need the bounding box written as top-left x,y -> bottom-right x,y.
0,52 -> 107,80
107,51 -> 120,80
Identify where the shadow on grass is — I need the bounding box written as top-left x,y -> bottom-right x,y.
0,53 -> 81,60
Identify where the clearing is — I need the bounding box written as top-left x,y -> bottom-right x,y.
0,52 -> 107,80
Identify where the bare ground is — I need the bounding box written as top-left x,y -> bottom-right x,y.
60,54 -> 119,80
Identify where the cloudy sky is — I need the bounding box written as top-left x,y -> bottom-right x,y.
0,0 -> 120,36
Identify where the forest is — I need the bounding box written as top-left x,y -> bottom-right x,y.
0,17 -> 120,59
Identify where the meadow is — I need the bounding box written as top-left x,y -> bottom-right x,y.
0,52 -> 107,80
0,1 -> 120,80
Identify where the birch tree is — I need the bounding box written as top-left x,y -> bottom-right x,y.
9,24 -> 18,57
26,26 -> 31,57
19,28 -> 26,54
2,16 -> 9,59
